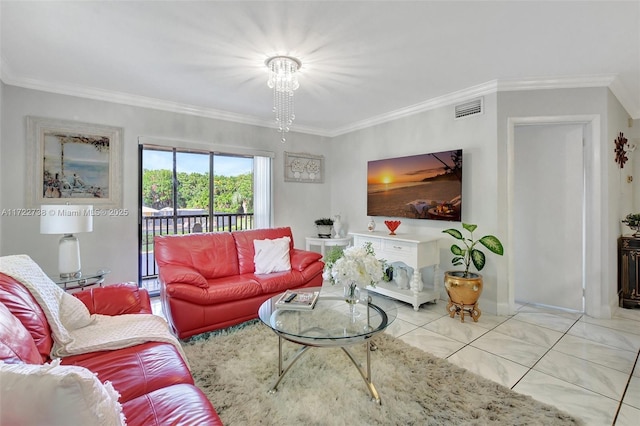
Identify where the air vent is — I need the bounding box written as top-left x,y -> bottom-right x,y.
455,98 -> 483,119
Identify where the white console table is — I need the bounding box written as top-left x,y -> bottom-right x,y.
305,236 -> 353,257
350,231 -> 441,311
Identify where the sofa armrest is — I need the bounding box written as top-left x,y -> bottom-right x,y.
290,248 -> 323,272
159,265 -> 208,288
73,283 -> 152,315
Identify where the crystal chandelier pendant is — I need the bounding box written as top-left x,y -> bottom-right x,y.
266,56 -> 301,142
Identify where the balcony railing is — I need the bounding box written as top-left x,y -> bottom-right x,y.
141,212 -> 254,279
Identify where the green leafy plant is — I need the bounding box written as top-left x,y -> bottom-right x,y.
622,213 -> 640,227
314,217 -> 334,226
442,223 -> 504,277
322,246 -> 345,282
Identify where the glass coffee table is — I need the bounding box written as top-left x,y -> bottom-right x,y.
258,287 -> 397,404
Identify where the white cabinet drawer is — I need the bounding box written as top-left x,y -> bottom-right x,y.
353,235 -> 382,251
349,231 -> 442,311
382,239 -> 417,255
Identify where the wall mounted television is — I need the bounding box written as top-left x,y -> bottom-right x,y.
367,149 -> 462,222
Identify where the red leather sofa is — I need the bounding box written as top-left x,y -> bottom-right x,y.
0,274 -> 221,425
155,227 -> 324,339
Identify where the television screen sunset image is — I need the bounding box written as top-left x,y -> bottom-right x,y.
367,149 -> 462,221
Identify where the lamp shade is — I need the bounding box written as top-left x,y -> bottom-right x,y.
40,205 -> 93,235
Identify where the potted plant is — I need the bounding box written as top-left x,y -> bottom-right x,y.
622,213 -> 640,236
314,217 -> 334,238
442,223 -> 504,322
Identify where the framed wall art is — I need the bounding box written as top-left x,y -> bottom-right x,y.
26,116 -> 123,208
284,151 -> 324,183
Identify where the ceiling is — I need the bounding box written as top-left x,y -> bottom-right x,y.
1,1 -> 639,137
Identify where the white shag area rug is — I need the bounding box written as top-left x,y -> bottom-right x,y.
181,321 -> 581,425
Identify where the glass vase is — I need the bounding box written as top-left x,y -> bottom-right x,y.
344,282 -> 361,319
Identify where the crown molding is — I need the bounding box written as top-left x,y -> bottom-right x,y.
0,64 -> 331,138
327,80 -> 500,137
608,76 -> 640,120
496,74 -> 618,92
328,74 -> 631,137
2,64 -> 636,136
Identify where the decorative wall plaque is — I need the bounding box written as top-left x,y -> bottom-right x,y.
284,152 -> 324,183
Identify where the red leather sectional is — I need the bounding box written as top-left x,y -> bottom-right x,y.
0,275 -> 221,425
155,227 -> 324,339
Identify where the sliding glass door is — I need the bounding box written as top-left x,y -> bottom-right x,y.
139,145 -> 271,293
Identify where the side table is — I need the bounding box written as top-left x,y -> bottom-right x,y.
49,268 -> 110,292
305,236 -> 353,257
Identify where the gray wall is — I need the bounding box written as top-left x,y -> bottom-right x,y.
607,90 -> 638,314
327,93 -> 500,309
495,87 -> 630,317
0,81 -> 4,249
0,85 -> 330,283
327,87 -> 627,317
633,119 -> 640,213
1,83 -> 634,318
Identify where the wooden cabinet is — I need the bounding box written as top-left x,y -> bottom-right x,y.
350,231 -> 441,311
618,236 -> 640,308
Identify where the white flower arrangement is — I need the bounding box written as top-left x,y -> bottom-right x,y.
322,242 -> 384,287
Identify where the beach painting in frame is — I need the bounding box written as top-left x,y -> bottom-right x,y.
26,117 -> 123,208
367,149 -> 462,221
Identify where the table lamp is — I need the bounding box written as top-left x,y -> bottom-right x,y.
40,204 -> 93,278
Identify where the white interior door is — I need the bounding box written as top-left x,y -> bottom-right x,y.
513,124 -> 584,311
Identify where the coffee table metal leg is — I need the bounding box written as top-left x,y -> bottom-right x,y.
269,334 -> 382,404
268,335 -> 311,394
341,340 -> 381,404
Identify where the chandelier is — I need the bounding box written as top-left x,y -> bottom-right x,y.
266,55 -> 301,142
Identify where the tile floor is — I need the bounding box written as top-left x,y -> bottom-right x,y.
383,298 -> 640,426
151,285 -> 640,426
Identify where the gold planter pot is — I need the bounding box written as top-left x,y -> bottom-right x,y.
444,271 -> 483,322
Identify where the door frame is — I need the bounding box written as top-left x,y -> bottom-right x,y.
506,115 -> 603,316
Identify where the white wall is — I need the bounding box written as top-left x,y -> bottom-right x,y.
496,87 -> 624,318
607,90 -> 637,315
327,94 -> 500,309
2,83 -> 629,318
0,81 -> 4,249
628,119 -> 640,213
0,85 -> 330,283
325,86 -> 624,317
610,92 -> 637,233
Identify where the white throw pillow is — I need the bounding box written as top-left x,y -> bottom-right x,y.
0,359 -> 126,426
253,236 -> 292,274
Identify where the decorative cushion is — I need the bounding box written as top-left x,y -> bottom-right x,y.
0,359 -> 126,425
253,237 -> 292,274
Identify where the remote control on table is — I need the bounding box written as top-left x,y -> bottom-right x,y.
284,293 -> 297,303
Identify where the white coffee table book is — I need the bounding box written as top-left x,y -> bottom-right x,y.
349,231 -> 441,311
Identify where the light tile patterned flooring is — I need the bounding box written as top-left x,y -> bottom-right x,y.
151,283 -> 640,426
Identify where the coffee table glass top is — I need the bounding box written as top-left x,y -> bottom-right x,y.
258,287 -> 398,347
